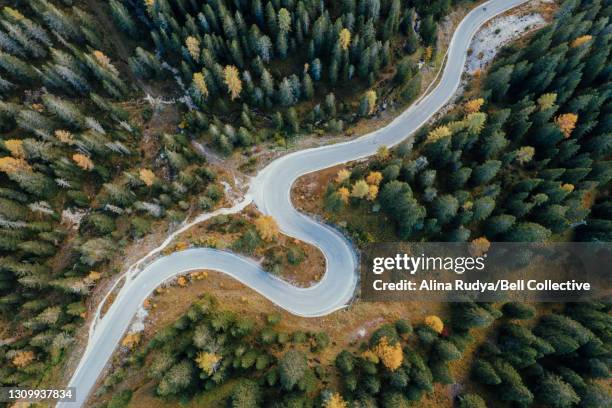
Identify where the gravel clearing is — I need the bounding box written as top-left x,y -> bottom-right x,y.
466,12 -> 546,74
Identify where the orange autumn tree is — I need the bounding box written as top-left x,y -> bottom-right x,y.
139,168 -> 156,186
4,139 -> 25,158
366,171 -> 383,185
122,332 -> 140,348
470,236 -> 491,257
86,271 -> 102,284
12,350 -> 35,367
0,156 -> 31,174
72,153 -> 94,170
144,0 -> 156,14
570,35 -> 592,48
373,337 -> 403,371
255,215 -> 280,241
555,113 -> 578,138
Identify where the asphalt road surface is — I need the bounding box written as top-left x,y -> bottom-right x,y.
60,1 -> 530,405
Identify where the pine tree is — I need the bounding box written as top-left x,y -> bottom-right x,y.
420,15 -> 437,45
109,0 -> 137,36
286,107 -> 299,134
278,77 -> 294,106
311,58 -> 322,81
279,349 -> 307,390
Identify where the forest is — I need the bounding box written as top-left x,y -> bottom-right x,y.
0,0 -> 480,392
324,0 -> 611,245
0,0 -> 219,388
96,295 -> 610,408
119,0 -> 473,152
0,0 -> 610,406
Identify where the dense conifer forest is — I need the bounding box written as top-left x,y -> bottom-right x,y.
120,0 -> 473,152
0,0 -> 609,406
325,0 -> 611,245
0,0 -> 218,387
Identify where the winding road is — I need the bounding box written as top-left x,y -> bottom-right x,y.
60,1 -> 530,405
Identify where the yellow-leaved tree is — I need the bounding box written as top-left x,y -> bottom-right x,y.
335,169 -> 351,184
365,90 -> 377,115
3,7 -> 25,21
361,349 -> 379,364
196,351 -> 221,376
224,65 -> 242,100
255,215 -> 280,241
324,392 -> 349,408
337,187 -> 350,204
516,146 -> 535,164
537,93 -> 557,111
555,113 -> 578,138
367,184 -> 378,201
376,145 -> 389,160
427,126 -> 451,143
72,153 -> 94,171
339,28 -> 351,50
185,36 -> 200,60
193,72 -> 209,98
351,180 -> 370,199
373,337 -> 403,371
424,315 -> 444,334
561,183 -> 575,193
464,98 -> 484,114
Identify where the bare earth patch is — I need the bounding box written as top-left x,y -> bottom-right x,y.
167,205 -> 326,287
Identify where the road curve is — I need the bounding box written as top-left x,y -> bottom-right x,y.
60,1 -> 530,405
